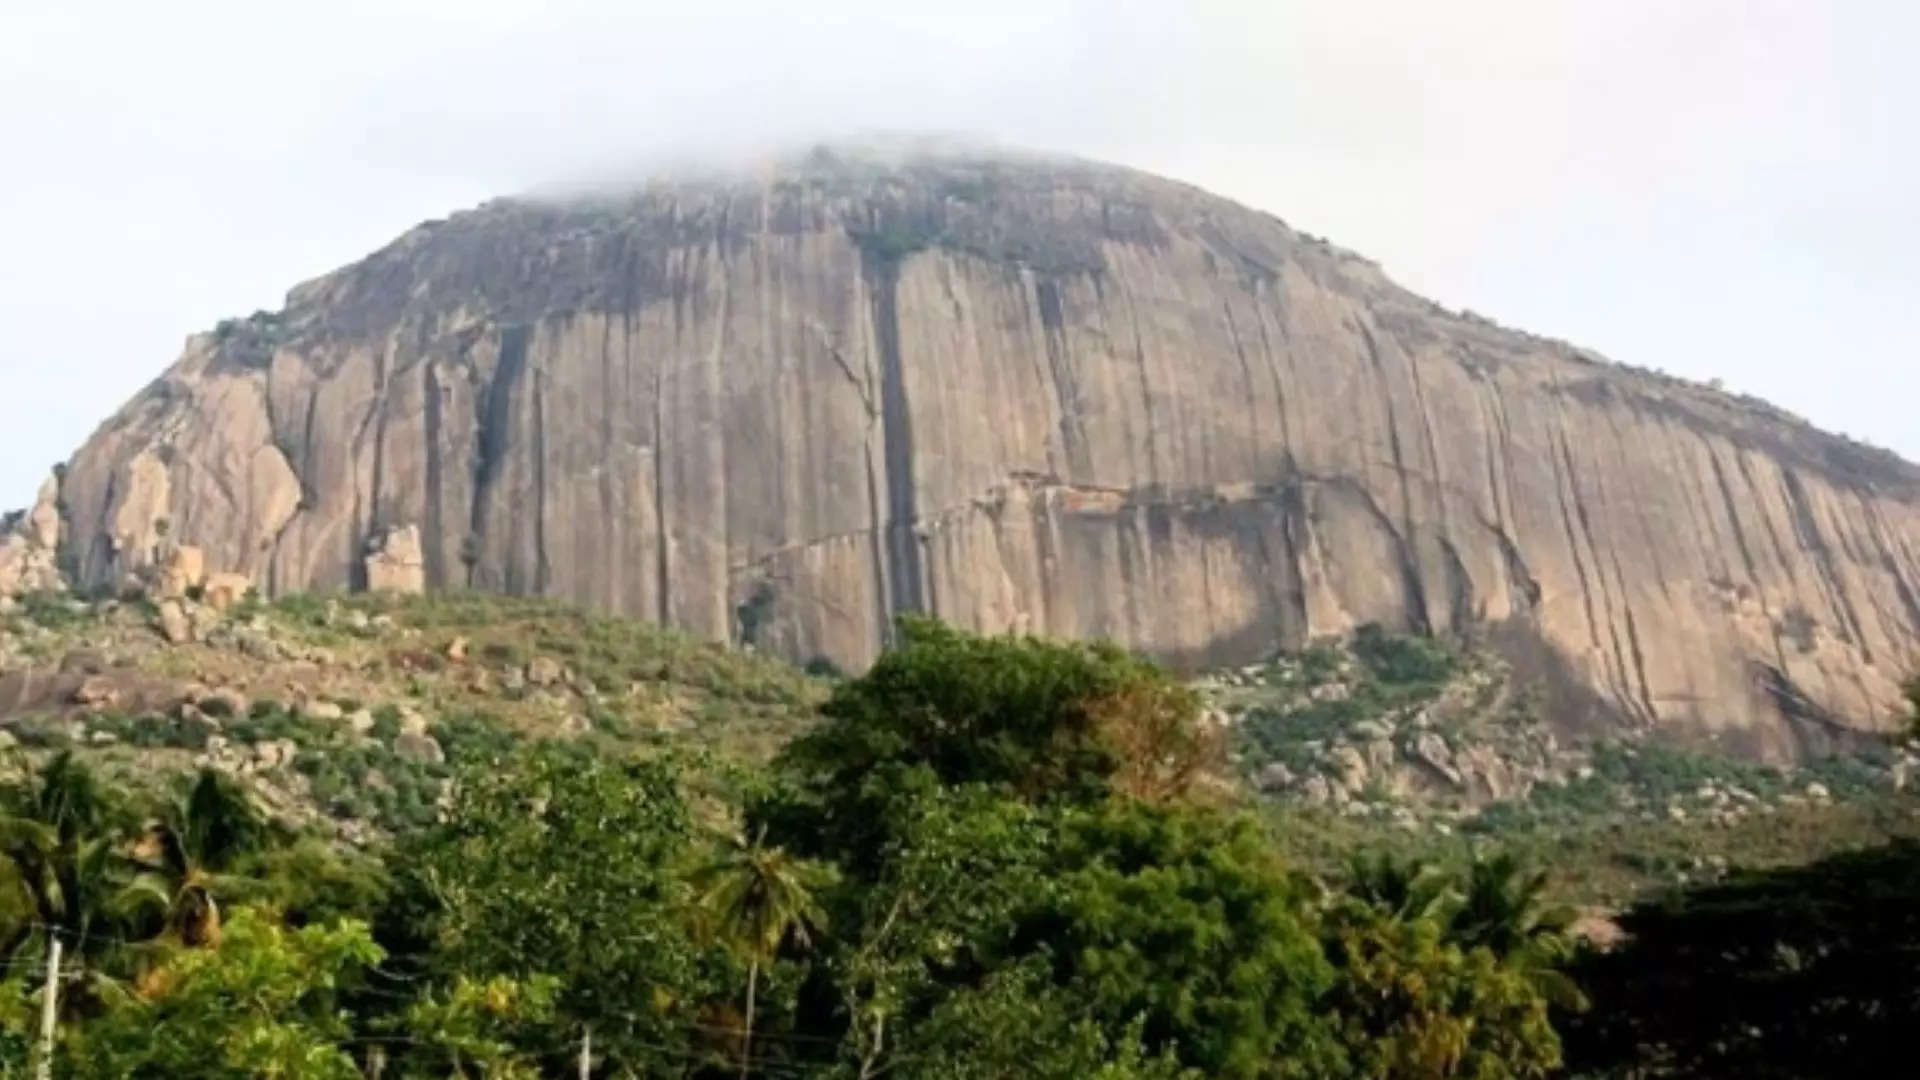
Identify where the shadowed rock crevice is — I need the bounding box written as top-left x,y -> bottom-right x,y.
863,246 -> 923,621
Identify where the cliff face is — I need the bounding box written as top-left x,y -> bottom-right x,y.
56,148 -> 1920,759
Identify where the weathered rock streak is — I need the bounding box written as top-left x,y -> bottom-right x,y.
56,151 -> 1920,757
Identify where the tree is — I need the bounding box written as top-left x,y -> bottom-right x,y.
693,830 -> 830,1078
0,753 -> 132,963
1564,840 -> 1920,1078
1082,680 -> 1223,805
61,907 -> 377,1079
896,957 -> 1199,1080
823,785 -> 1054,1079
1444,854 -> 1585,1012
0,752 -> 143,1046
1904,675 -> 1920,738
122,769 -> 271,948
1025,802 -> 1337,1079
395,744 -> 726,1071
1319,907 -> 1562,1080
1344,853 -> 1458,925
809,789 -> 1337,1080
771,617 -> 1210,873
401,973 -> 559,1079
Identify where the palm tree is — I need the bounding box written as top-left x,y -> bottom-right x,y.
1345,852 -> 1460,924
0,753 -> 131,964
120,769 -> 269,948
1447,853 -> 1587,1011
693,829 -> 830,1079
0,752 -> 143,1066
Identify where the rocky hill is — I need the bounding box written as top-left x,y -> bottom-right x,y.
36,142 -> 1920,760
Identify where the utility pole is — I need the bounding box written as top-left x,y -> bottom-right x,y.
578,1025 -> 591,1080
35,934 -> 60,1080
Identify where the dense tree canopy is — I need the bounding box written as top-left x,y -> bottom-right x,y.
392,744 -> 735,1073
15,617 -> 1895,1078
1565,839 -> 1920,1078
768,615 -> 1217,873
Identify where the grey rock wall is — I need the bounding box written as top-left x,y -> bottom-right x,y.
54,149 -> 1920,759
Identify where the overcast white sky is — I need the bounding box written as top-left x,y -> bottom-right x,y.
2,0 -> 1913,508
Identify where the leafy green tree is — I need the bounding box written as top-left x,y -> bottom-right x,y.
1905,675 -> 1920,737
400,973 -> 559,1079
246,838 -> 390,929
771,616 -> 1208,873
396,745 -> 727,1071
61,907 -> 378,1079
895,957 -> 1199,1080
1024,803 -> 1337,1079
824,785 -> 1055,1079
1318,908 -> 1562,1080
693,831 -> 830,1079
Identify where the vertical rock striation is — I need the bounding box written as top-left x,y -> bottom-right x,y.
52,146 -> 1920,758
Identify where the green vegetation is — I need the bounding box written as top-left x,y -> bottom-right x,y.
1233,624 -> 1462,774
2,596 -> 1917,1077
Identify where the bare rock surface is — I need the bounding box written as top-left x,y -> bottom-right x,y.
0,476 -> 65,601
364,525 -> 426,594
50,144 -> 1920,757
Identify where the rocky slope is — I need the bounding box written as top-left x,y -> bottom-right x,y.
43,143 -> 1920,760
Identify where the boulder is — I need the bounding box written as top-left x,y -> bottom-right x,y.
526,656 -> 564,687
364,525 -> 426,594
302,700 -> 344,722
253,738 -> 299,770
393,731 -> 445,765
398,708 -> 430,738
25,476 -> 59,550
346,708 -> 377,736
156,546 -> 206,599
202,573 -> 252,612
1301,775 -> 1336,807
1455,745 -> 1515,802
1255,761 -> 1295,792
1329,745 -> 1369,795
156,599 -> 193,644
1351,718 -> 1395,742
234,629 -> 281,661
1412,732 -> 1464,788
446,636 -> 468,663
1364,738 -> 1397,775
0,475 -> 65,599
71,675 -> 118,708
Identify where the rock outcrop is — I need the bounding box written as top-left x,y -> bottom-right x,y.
53,145 -> 1920,759
0,475 -> 65,607
363,524 -> 426,594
